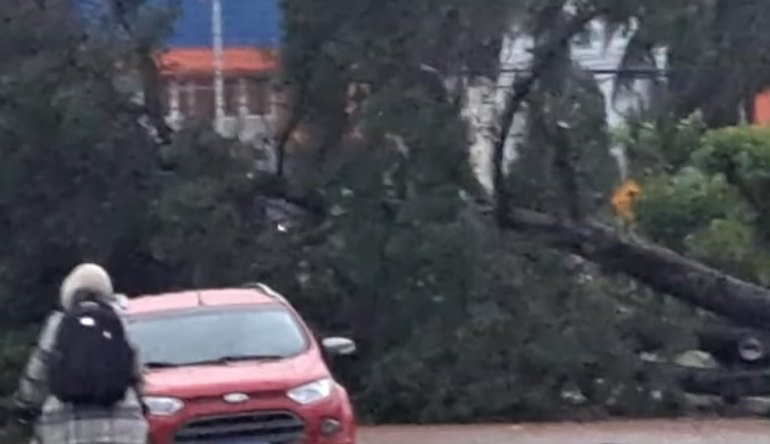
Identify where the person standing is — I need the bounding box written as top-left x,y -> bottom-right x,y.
13,263 -> 147,444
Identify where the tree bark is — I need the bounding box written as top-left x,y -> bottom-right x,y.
107,0 -> 173,145
653,362 -> 770,398
696,324 -> 770,366
501,207 -> 770,330
136,45 -> 173,145
491,5 -> 599,226
273,83 -> 308,177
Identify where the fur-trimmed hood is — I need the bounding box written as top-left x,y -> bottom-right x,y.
59,263 -> 116,311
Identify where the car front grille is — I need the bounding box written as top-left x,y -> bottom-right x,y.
174,410 -> 305,444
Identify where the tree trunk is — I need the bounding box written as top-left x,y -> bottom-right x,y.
491,6 -> 599,226
696,324 -> 770,366
136,46 -> 172,145
502,207 -> 770,330
653,362 -> 770,398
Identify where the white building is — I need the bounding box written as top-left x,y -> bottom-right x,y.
465,20 -> 667,192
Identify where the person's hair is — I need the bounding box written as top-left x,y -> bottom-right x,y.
60,263 -> 115,311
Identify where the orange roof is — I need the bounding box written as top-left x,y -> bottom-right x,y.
157,47 -> 278,76
755,90 -> 770,125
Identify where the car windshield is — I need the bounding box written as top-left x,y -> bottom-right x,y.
126,307 -> 308,366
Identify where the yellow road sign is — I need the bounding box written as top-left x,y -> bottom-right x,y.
611,179 -> 641,222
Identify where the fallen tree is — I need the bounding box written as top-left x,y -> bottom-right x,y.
274,0 -> 770,413
651,362 -> 770,399
481,2 -> 770,335
499,208 -> 770,331
696,324 -> 770,366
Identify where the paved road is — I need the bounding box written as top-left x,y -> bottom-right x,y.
358,419 -> 770,444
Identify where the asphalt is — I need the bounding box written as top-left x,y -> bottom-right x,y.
357,419 -> 770,444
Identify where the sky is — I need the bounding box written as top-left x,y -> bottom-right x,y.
166,0 -> 280,48
75,0 -> 281,49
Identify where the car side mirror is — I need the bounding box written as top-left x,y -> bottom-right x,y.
321,337 -> 356,356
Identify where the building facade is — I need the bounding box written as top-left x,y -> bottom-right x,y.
157,0 -> 281,147
465,19 -> 667,191
756,92 -> 770,125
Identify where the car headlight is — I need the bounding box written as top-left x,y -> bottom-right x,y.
143,396 -> 184,416
286,378 -> 333,405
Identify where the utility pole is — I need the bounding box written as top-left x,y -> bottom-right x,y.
212,0 -> 225,132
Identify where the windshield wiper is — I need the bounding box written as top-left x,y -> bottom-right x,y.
143,355 -> 284,369
202,354 -> 285,364
144,361 -> 181,369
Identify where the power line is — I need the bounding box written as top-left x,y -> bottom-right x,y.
493,68 -> 668,75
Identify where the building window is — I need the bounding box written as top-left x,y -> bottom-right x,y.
573,27 -> 593,48
171,78 -> 215,118
160,80 -> 170,115
166,76 -> 273,118
245,77 -> 270,115
177,81 -> 192,117
190,79 -> 215,118
224,78 -> 241,116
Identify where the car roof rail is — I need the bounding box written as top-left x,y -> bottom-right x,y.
241,282 -> 289,304
114,294 -> 129,311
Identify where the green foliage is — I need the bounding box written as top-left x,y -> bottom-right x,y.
294,136 -> 691,421
694,127 -> 770,231
0,329 -> 35,401
274,0 -> 695,423
357,242 -> 690,422
695,126 -> 770,173
612,113 -> 706,178
0,328 -> 36,429
509,65 -> 618,217
635,168 -> 741,251
149,124 -> 268,287
0,1 -> 162,325
0,0 -> 745,427
630,124 -> 770,285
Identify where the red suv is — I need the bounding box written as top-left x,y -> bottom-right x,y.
123,283 -> 357,444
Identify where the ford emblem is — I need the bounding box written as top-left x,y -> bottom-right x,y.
223,393 -> 249,404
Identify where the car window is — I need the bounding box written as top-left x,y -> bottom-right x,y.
126,307 -> 308,366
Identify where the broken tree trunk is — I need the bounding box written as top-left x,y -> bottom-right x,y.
697,324 -> 770,366
502,208 -> 770,331
653,362 -> 770,398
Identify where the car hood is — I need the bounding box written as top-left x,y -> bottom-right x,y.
142,350 -> 329,399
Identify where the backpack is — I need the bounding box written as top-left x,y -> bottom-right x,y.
48,292 -> 136,407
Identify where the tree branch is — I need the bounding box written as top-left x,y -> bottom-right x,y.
109,1 -> 173,144
500,207 -> 770,331
491,5 -> 600,225
273,82 -> 309,177
652,362 -> 770,398
272,23 -> 350,177
136,44 -> 173,144
548,113 -> 585,220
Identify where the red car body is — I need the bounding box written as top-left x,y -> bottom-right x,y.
124,286 -> 357,444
